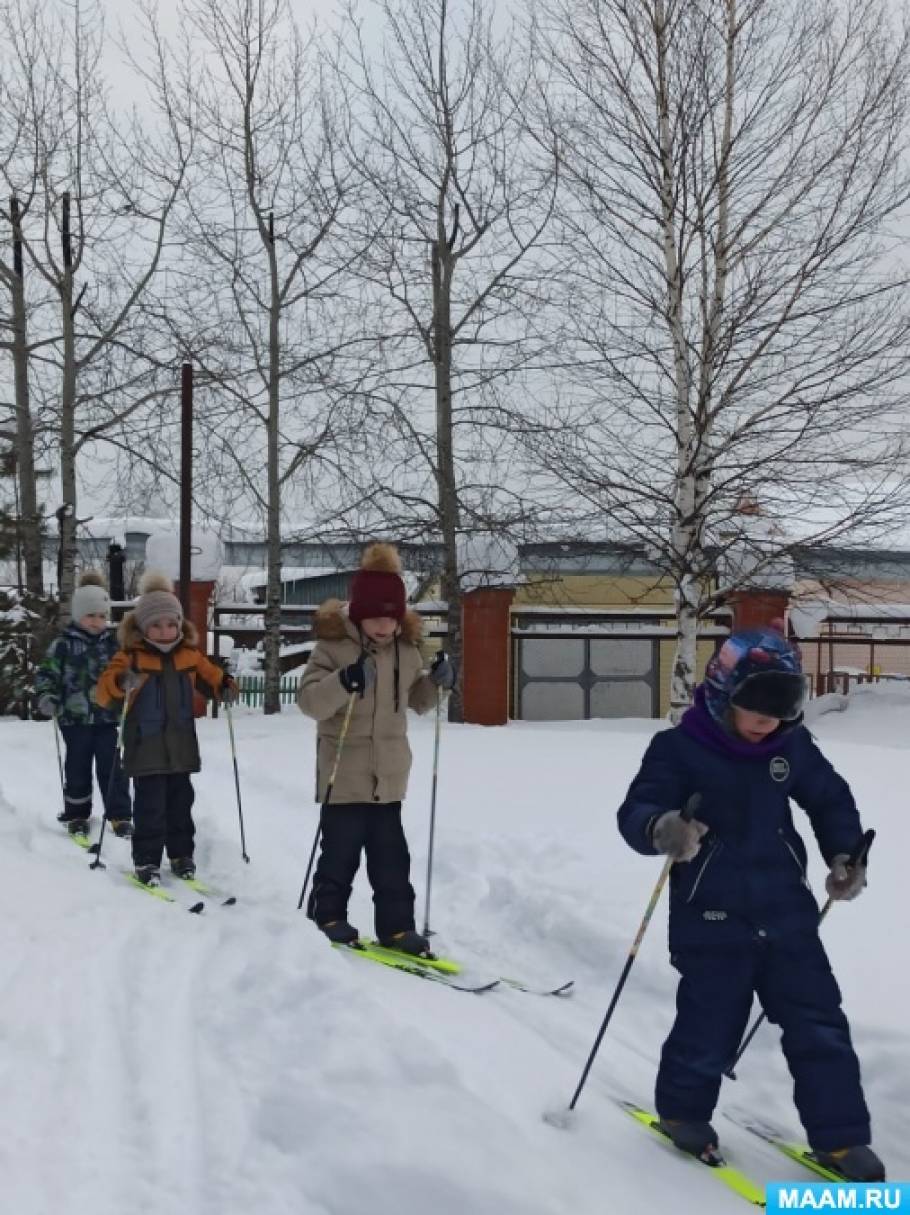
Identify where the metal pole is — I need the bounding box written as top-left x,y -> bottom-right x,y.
225,702 -> 250,862
89,696 -> 131,871
421,685 -> 443,937
724,828 -> 875,1079
297,692 -> 358,910
52,714 -> 65,793
564,794 -> 702,1113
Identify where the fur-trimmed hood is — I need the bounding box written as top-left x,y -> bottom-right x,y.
313,599 -> 423,646
118,610 -> 199,652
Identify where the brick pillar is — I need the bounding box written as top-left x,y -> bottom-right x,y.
728,589 -> 790,632
175,578 -> 215,717
461,587 -> 514,726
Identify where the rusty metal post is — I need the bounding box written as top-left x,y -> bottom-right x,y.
179,363 -> 193,618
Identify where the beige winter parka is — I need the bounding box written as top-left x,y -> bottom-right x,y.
297,600 -> 439,804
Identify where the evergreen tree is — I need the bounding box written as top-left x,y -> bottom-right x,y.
0,446 -> 55,717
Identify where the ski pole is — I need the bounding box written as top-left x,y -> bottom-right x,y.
296,690 -> 358,911
224,701 -> 250,863
89,695 -> 130,872
723,827 -> 875,1079
421,681 -> 444,938
564,792 -> 702,1113
51,713 -> 65,794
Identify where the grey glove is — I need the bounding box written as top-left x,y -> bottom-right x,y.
118,670 -> 142,695
651,810 -> 710,862
429,651 -> 456,690
825,853 -> 866,902
37,695 -> 58,719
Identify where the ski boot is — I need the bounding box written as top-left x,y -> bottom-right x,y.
109,819 -> 133,839
379,930 -> 432,958
170,857 -> 196,880
61,816 -> 91,835
319,920 -> 359,945
814,1145 -> 885,1181
134,864 -> 161,887
657,1119 -> 721,1162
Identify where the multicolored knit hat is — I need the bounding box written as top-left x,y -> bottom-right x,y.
704,628 -> 805,723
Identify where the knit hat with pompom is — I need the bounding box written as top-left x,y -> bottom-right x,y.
348,543 -> 407,624
134,571 -> 184,635
71,570 -> 110,621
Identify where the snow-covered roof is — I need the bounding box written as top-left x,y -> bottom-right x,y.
790,598 -> 910,638
242,566 -> 348,589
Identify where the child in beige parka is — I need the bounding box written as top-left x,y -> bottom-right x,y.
297,543 -> 454,955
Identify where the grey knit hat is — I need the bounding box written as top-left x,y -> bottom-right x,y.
134,571 -> 183,635
71,571 -> 110,621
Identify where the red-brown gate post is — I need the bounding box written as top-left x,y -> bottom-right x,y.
461,586 -> 515,726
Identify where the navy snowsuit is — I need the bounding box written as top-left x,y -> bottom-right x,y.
35,624 -> 131,823
618,711 -> 871,1152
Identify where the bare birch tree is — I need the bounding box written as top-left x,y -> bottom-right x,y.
0,2 -> 52,596
331,0 -> 559,720
0,0 -> 190,609
145,0 -> 365,713
531,0 -> 910,716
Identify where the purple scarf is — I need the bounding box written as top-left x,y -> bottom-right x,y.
680,685 -> 796,760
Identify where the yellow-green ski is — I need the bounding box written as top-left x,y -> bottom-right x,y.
619,1102 -> 766,1207
125,873 -> 176,901
726,1114 -> 849,1183
356,939 -> 461,974
333,942 -> 496,992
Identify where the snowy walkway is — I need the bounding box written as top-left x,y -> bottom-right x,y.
1,690 -> 907,1214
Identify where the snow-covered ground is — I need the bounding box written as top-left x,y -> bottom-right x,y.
1,687 -> 908,1214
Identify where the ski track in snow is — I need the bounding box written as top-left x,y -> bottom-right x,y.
1,695 -> 909,1215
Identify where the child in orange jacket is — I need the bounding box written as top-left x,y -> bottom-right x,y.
96,572 -> 235,886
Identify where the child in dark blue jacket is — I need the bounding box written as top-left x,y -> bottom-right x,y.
618,628 -> 884,1181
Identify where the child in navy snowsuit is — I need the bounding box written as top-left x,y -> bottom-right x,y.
618,629 -> 884,1181
35,571 -> 132,836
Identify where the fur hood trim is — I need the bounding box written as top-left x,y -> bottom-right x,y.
314,599 -> 423,645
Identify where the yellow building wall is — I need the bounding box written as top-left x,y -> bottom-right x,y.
514,572 -> 676,609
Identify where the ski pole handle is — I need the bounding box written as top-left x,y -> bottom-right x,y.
817,827 -> 875,925
847,828 -> 875,869
680,792 -> 700,823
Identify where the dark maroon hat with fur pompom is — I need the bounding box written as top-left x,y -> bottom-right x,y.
348,543 -> 407,624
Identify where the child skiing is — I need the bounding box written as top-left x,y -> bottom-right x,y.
95,572 -> 235,886
35,570 -> 132,837
297,542 -> 455,956
617,628 -> 885,1181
